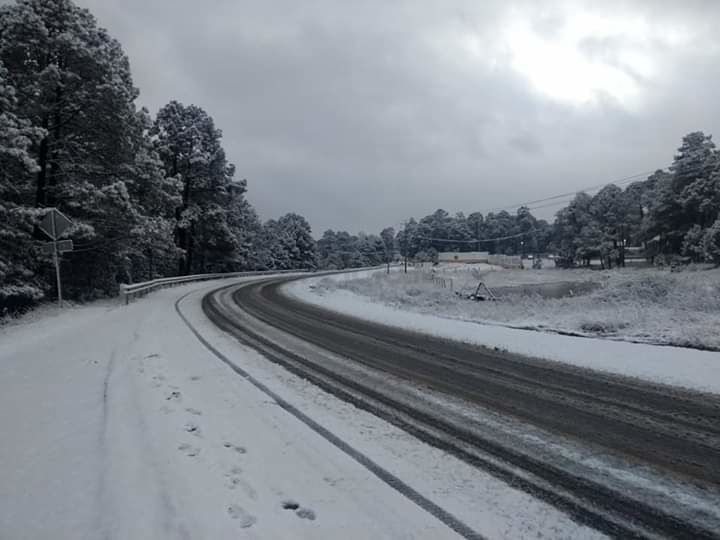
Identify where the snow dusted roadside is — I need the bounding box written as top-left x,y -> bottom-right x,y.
322,266 -> 720,351
0,276 -> 605,540
286,272 -> 720,395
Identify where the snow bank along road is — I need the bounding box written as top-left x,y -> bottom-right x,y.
204,274 -> 720,540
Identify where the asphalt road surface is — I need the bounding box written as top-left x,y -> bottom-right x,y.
203,274 -> 720,540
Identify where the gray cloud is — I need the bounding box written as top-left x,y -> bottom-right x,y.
72,0 -> 720,234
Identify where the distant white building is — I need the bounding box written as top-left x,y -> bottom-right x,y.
438,251 -> 490,263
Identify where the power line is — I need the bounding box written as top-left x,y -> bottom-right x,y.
397,161 -> 714,246
478,167 -> 664,215
417,229 -> 539,244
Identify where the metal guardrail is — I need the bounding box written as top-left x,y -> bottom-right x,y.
119,269 -> 307,305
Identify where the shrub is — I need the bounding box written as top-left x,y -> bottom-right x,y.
703,219 -> 720,265
0,284 -> 45,317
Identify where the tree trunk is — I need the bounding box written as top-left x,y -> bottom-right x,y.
35,135 -> 49,207
47,127 -> 62,206
184,228 -> 194,275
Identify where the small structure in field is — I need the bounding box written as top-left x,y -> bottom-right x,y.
438,251 -> 490,263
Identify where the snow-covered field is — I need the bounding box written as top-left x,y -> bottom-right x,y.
288,272 -> 720,394
315,264 -> 720,350
0,276 -> 603,540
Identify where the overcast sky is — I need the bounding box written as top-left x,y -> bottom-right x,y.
75,0 -> 720,234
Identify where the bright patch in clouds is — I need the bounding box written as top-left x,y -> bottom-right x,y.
498,12 -> 669,108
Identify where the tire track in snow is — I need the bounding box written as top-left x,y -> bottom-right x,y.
202,277 -> 720,540
175,289 -> 484,540
94,345 -> 191,540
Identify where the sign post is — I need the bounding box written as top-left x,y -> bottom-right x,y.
38,209 -> 74,308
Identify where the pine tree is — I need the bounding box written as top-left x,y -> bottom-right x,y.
152,101 -> 240,274
0,61 -> 46,312
702,218 -> 720,265
317,230 -> 340,269
380,227 -> 395,270
0,0 -> 153,299
123,108 -> 183,281
276,213 -> 317,270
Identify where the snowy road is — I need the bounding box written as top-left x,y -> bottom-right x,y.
204,275 -> 720,540
0,278 -> 473,539
3,273 -> 718,539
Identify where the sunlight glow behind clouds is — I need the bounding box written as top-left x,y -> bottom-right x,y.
490,11 -> 676,108
72,0 -> 720,232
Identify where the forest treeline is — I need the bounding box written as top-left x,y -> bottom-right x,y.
321,130 -> 720,271
391,131 -> 720,269
0,0 -> 317,313
2,0 -> 719,315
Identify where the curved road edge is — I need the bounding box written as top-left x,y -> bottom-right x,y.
175,283 -> 486,540
201,274 -> 720,540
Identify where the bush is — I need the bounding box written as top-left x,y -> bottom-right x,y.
0,284 -> 45,317
703,219 -> 720,265
682,225 -> 706,262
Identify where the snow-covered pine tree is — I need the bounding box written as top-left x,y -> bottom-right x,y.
317,230 -> 339,269
647,132 -> 718,254
0,62 -> 46,313
380,227 -> 395,268
0,0 -> 155,298
702,218 -> 720,266
255,219 -> 291,270
124,108 -> 183,281
152,101 -> 244,275
276,213 -> 318,270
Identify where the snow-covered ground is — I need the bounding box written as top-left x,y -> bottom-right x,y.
325,265 -> 720,350
287,272 -> 720,395
0,276 -> 603,539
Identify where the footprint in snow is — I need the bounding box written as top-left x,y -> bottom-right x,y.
144,353 -> 160,360
178,443 -> 201,457
225,468 -> 258,499
282,500 -> 316,521
185,407 -> 202,416
184,423 -> 202,437
166,391 -> 181,401
296,508 -> 316,521
227,505 -> 257,528
223,442 -> 246,454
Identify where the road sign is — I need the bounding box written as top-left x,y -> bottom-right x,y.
40,240 -> 73,255
37,210 -> 74,308
39,208 -> 73,240
57,239 -> 73,253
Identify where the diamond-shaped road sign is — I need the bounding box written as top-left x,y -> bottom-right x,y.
39,209 -> 73,240
37,210 -> 74,309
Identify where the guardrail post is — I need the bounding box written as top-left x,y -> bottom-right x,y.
119,283 -> 129,305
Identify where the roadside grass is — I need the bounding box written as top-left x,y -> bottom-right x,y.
315,265 -> 720,350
